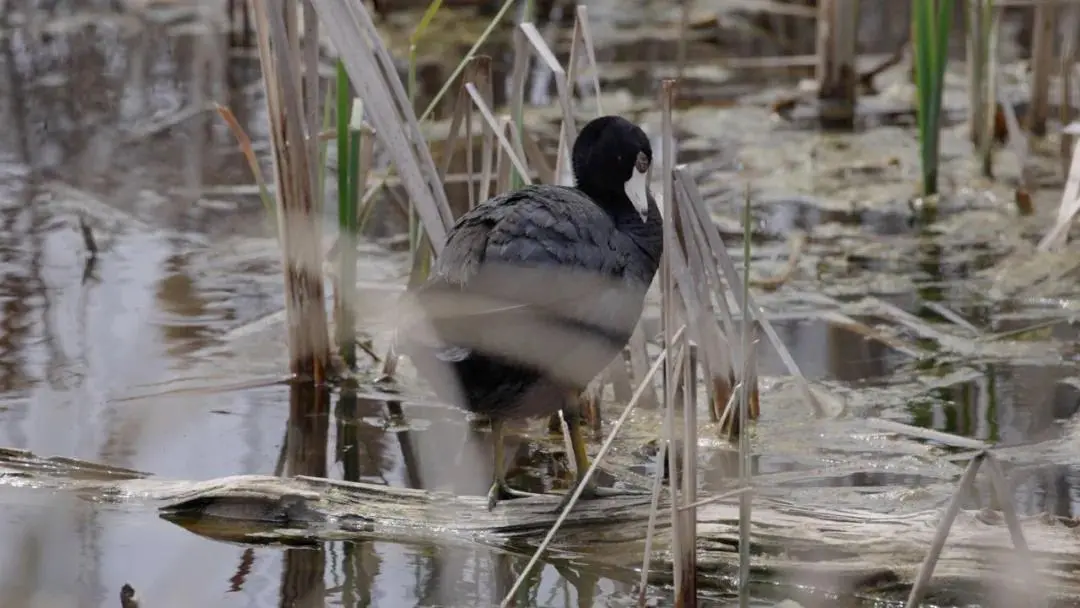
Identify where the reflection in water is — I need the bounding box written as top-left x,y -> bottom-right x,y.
757,317 -> 899,383
911,363 -> 1076,445
252,386 -> 636,607
280,385 -> 328,607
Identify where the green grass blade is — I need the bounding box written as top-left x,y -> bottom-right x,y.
411,0 -> 444,46
336,60 -> 357,368
929,0 -> 953,178
408,0 -> 443,107
913,0 -> 952,196
336,60 -> 352,240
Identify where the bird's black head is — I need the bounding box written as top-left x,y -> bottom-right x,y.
571,115 -> 654,222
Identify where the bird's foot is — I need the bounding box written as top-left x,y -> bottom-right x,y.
486,480 -> 546,511
553,481 -> 648,514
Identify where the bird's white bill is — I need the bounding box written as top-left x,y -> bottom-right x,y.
624,169 -> 650,221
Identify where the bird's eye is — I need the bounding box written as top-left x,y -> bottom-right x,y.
634,151 -> 650,173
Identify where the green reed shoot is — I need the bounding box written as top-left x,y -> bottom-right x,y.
336,60 -> 360,369
912,0 -> 954,195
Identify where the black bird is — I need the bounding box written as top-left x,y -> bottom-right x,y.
397,115 -> 663,509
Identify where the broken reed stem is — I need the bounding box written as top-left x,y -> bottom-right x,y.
1028,0 -> 1056,136
904,453 -> 985,608
678,325 -> 698,604
214,104 -> 275,218
499,329 -> 683,608
1059,4 -> 1079,171
815,0 -> 859,129
252,0 -> 332,383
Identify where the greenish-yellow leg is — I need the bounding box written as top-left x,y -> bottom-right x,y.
486,419 -> 545,511
566,411 -> 593,489
556,405 -> 645,513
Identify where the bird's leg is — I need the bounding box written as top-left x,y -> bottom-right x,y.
486,419 -> 545,510
555,395 -> 646,514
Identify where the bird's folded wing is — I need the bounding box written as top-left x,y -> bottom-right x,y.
396,191 -> 645,385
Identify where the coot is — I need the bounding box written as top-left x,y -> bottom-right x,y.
398,115 -> 663,509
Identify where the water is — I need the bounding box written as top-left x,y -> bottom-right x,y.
0,2 -> 1077,607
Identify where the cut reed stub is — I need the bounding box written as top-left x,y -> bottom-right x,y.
815,0 -> 860,130
717,371 -> 761,439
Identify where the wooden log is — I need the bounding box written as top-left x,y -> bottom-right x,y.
155,476 -> 1079,606
2,447 -> 1075,605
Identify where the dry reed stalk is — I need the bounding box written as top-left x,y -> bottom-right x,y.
214,104 -> 274,210
494,117 -> 515,193
1059,5 -> 1079,170
310,0 -> 454,250
815,0 -> 860,129
569,5 -> 604,114
440,56 -> 490,204
464,84 -> 532,180
670,175 -> 760,431
519,22 -> 577,185
676,0 -> 691,80
312,0 -> 463,382
509,25 -> 531,190
1037,121 -> 1080,251
658,78 -> 693,605
629,326 -> 660,409
904,450 -> 1039,607
997,84 -> 1034,196
250,0 -> 332,383
674,174 -> 817,417
521,127 -> 555,184
473,59 -> 497,205
1028,0 -> 1057,136
669,170 -> 740,428
736,191 -> 757,608
638,354 -> 676,605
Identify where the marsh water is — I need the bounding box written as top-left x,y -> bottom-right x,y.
2,1 -> 1080,607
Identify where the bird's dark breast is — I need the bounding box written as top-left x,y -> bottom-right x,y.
403,304 -> 638,420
